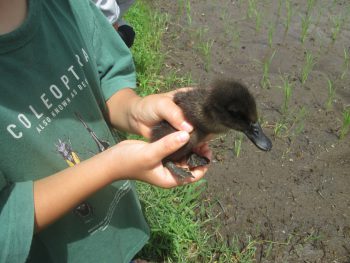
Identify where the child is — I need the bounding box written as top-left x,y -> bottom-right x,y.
94,0 -> 136,47
0,0 -> 210,262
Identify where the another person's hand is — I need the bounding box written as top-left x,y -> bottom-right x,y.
107,131 -> 211,188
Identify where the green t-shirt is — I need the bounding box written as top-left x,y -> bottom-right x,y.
0,0 -> 149,262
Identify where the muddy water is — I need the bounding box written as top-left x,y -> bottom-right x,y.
152,0 -> 350,261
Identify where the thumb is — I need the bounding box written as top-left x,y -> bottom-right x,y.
158,104 -> 193,133
148,131 -> 190,161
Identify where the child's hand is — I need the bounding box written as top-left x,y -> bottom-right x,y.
108,131 -> 211,188
130,89 -> 194,138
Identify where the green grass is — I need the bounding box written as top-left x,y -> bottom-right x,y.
126,1 -> 257,262
136,180 -> 208,261
126,2 -> 166,96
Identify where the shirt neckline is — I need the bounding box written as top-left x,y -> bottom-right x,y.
0,0 -> 41,54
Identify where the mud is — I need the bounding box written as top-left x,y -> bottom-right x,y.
151,0 -> 350,262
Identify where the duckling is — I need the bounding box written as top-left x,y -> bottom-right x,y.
151,79 -> 272,178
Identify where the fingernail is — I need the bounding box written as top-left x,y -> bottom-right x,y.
177,131 -> 190,142
181,121 -> 193,132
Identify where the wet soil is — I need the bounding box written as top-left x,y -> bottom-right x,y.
151,1 -> 350,262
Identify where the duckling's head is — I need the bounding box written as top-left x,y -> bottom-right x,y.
206,80 -> 272,151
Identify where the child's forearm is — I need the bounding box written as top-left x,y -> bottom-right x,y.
33,149 -> 117,232
106,88 -> 143,135
33,129 -> 205,233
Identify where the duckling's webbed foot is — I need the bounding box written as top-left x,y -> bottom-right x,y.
164,161 -> 195,179
163,154 -> 209,179
187,153 -> 210,168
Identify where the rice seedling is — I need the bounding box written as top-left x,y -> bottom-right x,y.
302,230 -> 323,244
274,121 -> 288,137
339,108 -> 350,139
247,0 -> 257,19
301,14 -> 312,43
274,106 -> 307,138
220,6 -> 229,22
285,0 -> 293,32
185,0 -> 192,25
278,0 -> 283,17
306,0 -> 316,15
234,133 -> 244,157
161,71 -> 193,92
195,27 -> 209,42
280,75 -> 293,114
261,50 -> 276,89
325,77 -> 336,110
301,51 -> 316,85
225,25 -> 241,49
331,15 -> 344,41
291,106 -> 307,136
268,22 -> 275,48
177,0 -> 184,18
246,0 -> 262,33
341,47 -> 349,79
255,10 -> 262,33
197,39 -> 214,72
231,29 -> 241,48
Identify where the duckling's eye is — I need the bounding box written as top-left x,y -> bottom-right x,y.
229,110 -> 246,122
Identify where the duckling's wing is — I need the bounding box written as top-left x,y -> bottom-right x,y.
151,120 -> 177,142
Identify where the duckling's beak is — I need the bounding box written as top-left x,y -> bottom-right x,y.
244,122 -> 272,151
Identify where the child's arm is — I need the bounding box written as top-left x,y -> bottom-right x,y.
33,130 -> 210,233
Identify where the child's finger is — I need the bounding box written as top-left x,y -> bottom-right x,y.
157,99 -> 193,133
148,131 -> 190,162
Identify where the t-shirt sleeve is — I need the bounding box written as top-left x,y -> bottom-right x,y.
72,0 -> 137,101
0,171 -> 34,263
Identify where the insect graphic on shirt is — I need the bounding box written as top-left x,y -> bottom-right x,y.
55,139 -> 93,218
75,112 -> 110,152
55,139 -> 80,167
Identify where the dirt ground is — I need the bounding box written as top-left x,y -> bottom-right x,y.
150,0 -> 350,262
